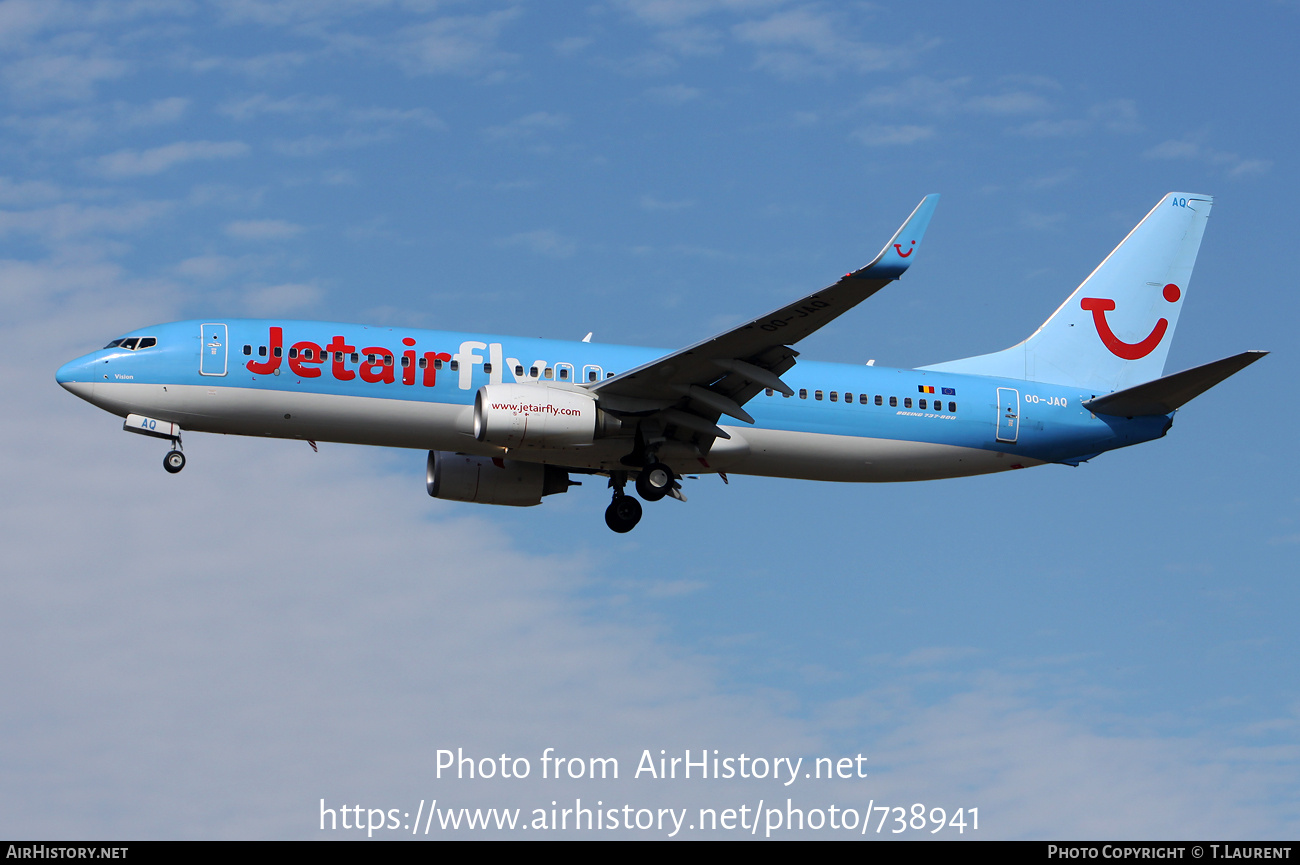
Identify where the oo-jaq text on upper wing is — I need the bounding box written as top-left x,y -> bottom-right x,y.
587,194 -> 940,447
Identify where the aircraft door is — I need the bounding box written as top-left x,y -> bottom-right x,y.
200,323 -> 228,376
995,387 -> 1019,443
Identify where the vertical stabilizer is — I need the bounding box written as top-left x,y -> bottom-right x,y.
922,193 -> 1213,392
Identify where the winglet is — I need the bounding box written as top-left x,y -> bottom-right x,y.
851,193 -> 940,280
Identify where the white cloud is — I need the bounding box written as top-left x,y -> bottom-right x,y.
852,124 -> 934,146
117,96 -> 190,127
733,7 -> 928,78
190,50 -> 311,79
2,108 -> 101,146
2,248 -> 1294,838
0,201 -> 171,242
0,176 -> 63,206
552,35 -> 592,56
1020,211 -> 1068,231
639,194 -> 694,211
218,92 -> 338,120
484,111 -> 569,142
1014,118 -> 1090,138
1088,98 -> 1140,133
2,51 -> 129,102
224,218 -> 304,240
1144,137 -> 1272,178
242,281 -> 321,314
271,130 -> 390,156
965,91 -> 1052,116
862,76 -> 970,113
93,140 -> 250,177
498,228 -> 577,259
396,9 -> 520,76
644,83 -> 703,104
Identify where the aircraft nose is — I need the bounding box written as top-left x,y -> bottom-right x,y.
55,355 -> 95,396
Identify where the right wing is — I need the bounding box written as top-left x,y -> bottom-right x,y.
588,194 -> 940,441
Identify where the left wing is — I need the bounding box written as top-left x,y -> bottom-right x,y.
589,194 -> 939,440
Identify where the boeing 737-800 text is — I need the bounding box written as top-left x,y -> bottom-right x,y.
56,192 -> 1264,532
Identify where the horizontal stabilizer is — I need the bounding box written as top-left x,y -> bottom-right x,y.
1083,350 -> 1267,417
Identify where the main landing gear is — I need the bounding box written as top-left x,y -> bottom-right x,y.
634,461 -> 673,502
605,493 -> 642,533
604,462 -> 679,532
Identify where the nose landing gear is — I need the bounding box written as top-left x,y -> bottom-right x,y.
163,450 -> 186,474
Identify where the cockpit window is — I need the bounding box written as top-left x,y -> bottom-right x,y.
103,336 -> 157,351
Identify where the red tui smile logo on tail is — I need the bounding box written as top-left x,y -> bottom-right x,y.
1080,283 -> 1181,360
894,240 -> 915,257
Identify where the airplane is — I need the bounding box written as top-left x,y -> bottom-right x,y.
56,192 -> 1265,533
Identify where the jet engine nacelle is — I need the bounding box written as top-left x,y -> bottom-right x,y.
474,383 -> 613,448
426,451 -> 575,507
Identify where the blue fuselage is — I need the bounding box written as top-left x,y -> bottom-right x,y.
56,319 -> 1172,481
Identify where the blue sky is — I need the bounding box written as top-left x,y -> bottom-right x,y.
1,0 -> 1296,839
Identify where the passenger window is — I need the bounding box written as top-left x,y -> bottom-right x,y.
814,390 -> 823,401
949,401 -> 957,412
384,355 -> 392,366
304,349 -> 314,360
418,357 -> 427,369
558,368 -> 568,380
904,398 -> 912,408
799,389 -> 807,399
530,366 -> 539,377
588,370 -> 598,382
830,391 -> 838,402
350,353 -> 359,363
259,346 -> 267,357
607,372 -> 615,378
401,356 -> 411,367
765,388 -> 773,397
289,348 -> 299,359
516,365 -> 524,377
889,396 -> 897,407
274,347 -> 283,358
335,352 -> 344,362
544,367 -> 553,379
449,360 -> 459,371
366,354 -> 376,364
875,395 -> 883,406
919,399 -> 927,409
483,363 -> 493,373
844,393 -> 853,403
434,359 -> 443,369
243,344 -> 252,356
